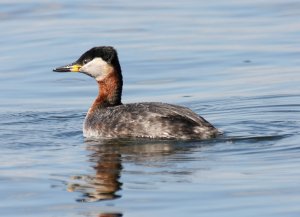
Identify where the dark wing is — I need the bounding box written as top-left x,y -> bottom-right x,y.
86,102 -> 218,139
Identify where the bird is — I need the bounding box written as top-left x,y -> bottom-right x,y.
53,46 -> 220,140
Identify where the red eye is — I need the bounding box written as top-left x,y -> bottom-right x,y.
83,59 -> 90,64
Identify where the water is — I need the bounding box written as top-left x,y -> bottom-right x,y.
1,0 -> 300,216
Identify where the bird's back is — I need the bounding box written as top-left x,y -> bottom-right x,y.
83,102 -> 219,139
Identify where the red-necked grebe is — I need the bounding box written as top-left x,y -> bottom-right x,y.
53,46 -> 220,140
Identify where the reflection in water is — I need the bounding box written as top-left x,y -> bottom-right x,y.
67,145 -> 122,202
66,137 -> 267,204
67,139 -> 179,203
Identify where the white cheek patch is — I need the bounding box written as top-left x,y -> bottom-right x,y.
80,57 -> 108,80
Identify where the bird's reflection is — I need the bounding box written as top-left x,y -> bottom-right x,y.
67,138 -> 179,202
67,143 -> 123,202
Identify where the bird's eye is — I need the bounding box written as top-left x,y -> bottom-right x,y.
83,59 -> 90,64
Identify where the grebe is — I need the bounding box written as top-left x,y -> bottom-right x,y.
53,46 -> 220,140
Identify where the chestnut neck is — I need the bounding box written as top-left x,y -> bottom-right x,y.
91,70 -> 123,111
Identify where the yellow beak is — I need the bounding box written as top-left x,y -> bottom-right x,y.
53,63 -> 82,72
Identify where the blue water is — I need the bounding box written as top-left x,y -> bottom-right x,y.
1,1 -> 300,216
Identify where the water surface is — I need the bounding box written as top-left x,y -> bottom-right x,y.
1,1 -> 300,216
